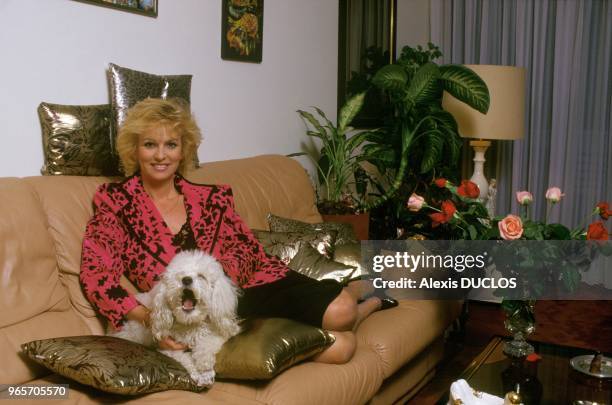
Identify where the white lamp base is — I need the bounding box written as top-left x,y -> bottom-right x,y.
469,140 -> 491,201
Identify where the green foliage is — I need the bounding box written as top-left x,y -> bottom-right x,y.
295,93 -> 371,213
363,43 -> 490,238
439,65 -> 490,114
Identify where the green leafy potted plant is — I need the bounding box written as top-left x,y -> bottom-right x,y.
358,43 -> 491,239
293,92 -> 376,239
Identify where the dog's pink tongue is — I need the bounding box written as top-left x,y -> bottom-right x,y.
182,299 -> 195,310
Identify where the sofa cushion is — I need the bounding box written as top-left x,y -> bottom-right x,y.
0,309 -> 92,385
214,343 -> 385,405
356,299 -> 462,378
333,242 -> 366,277
24,176 -> 111,334
25,373 -> 263,405
22,335 -> 202,395
287,243 -> 356,283
37,102 -> 119,176
252,229 -> 338,261
0,179 -> 65,328
216,318 -> 335,379
268,214 -> 358,246
108,63 -> 192,153
0,178 -> 90,384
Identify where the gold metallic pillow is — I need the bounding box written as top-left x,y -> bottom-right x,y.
108,63 -> 192,136
267,214 -> 358,246
215,318 -> 335,380
108,63 -> 197,167
333,242 -> 366,278
38,102 -> 119,176
252,229 -> 337,262
288,243 -> 356,283
21,336 -> 201,395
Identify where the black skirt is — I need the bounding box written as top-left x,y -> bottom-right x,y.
237,270 -> 343,328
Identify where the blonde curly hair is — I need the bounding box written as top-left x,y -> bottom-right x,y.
116,98 -> 202,176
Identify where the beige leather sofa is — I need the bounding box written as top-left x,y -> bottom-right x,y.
0,154 -> 461,404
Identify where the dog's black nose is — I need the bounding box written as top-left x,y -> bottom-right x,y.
182,276 -> 193,286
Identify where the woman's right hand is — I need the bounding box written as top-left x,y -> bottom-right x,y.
158,336 -> 188,351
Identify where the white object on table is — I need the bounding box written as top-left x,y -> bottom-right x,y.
447,379 -> 504,405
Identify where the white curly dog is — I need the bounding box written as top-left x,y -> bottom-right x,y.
109,250 -> 241,386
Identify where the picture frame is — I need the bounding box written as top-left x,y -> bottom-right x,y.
221,0 -> 264,63
74,0 -> 158,18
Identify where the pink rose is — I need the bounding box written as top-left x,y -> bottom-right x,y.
407,193 -> 425,212
498,214 -> 523,240
545,187 -> 565,203
516,191 -> 533,205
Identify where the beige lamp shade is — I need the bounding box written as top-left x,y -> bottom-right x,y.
442,65 -> 526,140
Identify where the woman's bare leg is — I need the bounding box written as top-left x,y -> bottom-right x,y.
312,288 -> 382,364
312,331 -> 356,364
344,279 -> 375,301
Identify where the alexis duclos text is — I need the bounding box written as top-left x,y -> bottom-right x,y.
370,251 -> 517,290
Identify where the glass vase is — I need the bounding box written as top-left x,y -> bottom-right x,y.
503,300 -> 536,358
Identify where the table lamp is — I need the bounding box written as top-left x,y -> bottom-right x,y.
442,65 -> 525,200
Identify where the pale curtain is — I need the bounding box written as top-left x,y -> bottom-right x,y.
430,0 -> 611,288
430,0 -> 611,227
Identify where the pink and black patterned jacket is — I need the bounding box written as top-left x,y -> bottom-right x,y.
80,174 -> 289,329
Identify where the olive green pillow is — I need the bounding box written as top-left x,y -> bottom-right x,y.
267,214 -> 358,246
37,102 -> 119,176
288,243 -> 356,283
253,229 -> 337,262
216,318 -> 335,380
21,335 -> 201,395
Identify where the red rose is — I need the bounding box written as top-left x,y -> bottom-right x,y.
434,178 -> 447,188
441,200 -> 457,217
587,222 -> 609,241
429,200 -> 456,228
596,202 -> 610,220
457,180 -> 480,199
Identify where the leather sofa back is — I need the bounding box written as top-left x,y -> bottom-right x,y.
0,178 -> 92,384
0,154 -> 321,385
185,154 -> 322,229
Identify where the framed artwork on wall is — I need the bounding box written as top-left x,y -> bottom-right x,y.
74,0 -> 158,18
221,0 -> 264,63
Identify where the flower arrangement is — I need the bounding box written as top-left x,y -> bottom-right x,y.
404,178 -> 490,240
407,180 -> 611,356
406,180 -> 611,298
406,179 -> 611,242
495,188 -> 611,241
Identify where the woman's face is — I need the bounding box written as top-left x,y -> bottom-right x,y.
136,125 -> 183,186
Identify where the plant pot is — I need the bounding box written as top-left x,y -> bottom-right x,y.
321,212 -> 370,241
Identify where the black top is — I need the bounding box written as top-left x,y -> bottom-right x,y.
171,221 -> 198,251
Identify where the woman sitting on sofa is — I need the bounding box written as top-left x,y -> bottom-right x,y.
80,98 -> 397,364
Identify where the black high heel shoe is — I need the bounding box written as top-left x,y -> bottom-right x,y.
379,297 -> 399,310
